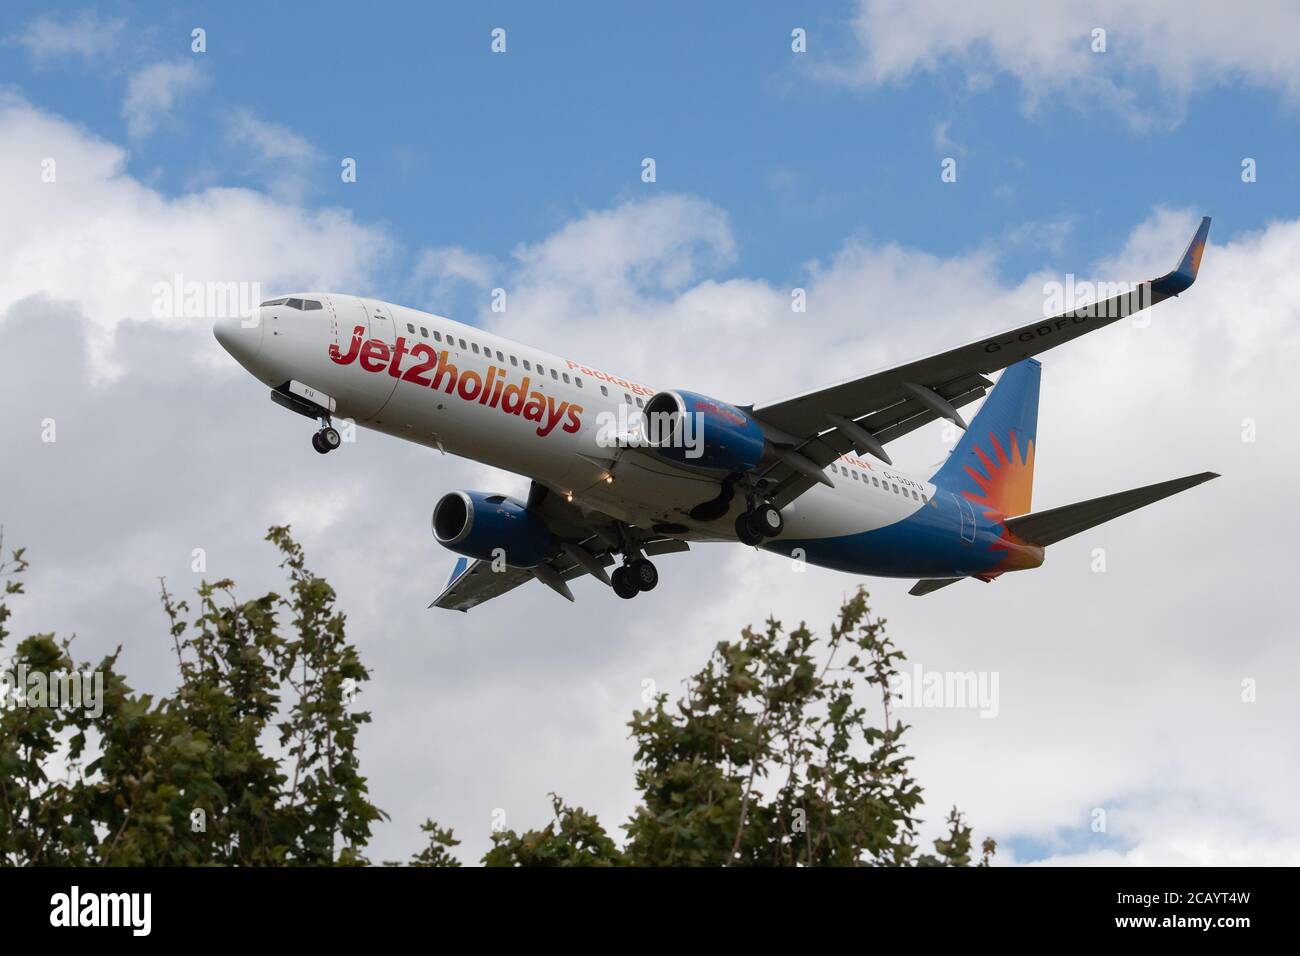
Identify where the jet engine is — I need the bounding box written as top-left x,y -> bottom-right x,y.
432,491 -> 554,568
640,389 -> 769,474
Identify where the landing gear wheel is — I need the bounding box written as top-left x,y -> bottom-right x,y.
751,503 -> 784,537
313,426 -> 341,454
628,557 -> 658,592
735,511 -> 763,546
611,566 -> 640,600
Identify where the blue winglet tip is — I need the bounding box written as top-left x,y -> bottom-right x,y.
1151,215 -> 1211,297
447,556 -> 469,587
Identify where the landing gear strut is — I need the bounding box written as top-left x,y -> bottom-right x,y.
611,556 -> 658,599
312,423 -> 341,455
735,502 -> 783,546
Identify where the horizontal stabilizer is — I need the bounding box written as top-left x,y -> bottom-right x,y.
1004,472 -> 1219,547
909,577 -> 962,596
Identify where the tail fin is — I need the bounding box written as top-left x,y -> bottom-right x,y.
931,358 -> 1040,516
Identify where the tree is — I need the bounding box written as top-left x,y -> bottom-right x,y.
483,589 -> 994,867
0,527 -> 384,866
0,528 -> 993,867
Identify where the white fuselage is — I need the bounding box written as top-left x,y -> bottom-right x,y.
217,293 -> 938,560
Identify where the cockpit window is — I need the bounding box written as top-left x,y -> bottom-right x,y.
303,299 -> 322,311
285,298 -> 305,310
260,298 -> 287,306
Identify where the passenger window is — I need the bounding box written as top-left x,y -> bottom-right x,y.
921,494 -> 928,504
550,369 -> 558,380
635,397 -> 643,407
892,484 -> 899,494
407,323 -> 415,334
912,490 -> 919,500
433,331 -> 442,342
472,343 -> 480,354
510,355 -> 518,366
600,385 -> 608,397
562,373 -> 570,384
872,477 -> 879,487
304,300 -> 322,310
458,338 -> 467,349
624,394 -> 632,404
420,327 -> 429,337
852,471 -> 860,481
575,378 -> 583,388
285,298 -> 304,310
496,350 -> 504,361
524,360 -> 531,371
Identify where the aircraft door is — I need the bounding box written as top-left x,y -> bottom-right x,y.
364,298 -> 395,342
360,298 -> 402,419
952,493 -> 976,543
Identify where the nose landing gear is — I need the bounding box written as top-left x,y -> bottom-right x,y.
312,423 -> 341,454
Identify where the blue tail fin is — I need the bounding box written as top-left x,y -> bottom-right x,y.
931,359 -> 1040,516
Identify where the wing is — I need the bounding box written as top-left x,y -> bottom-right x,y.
430,483 -> 690,612
749,217 -> 1211,509
431,556 -> 535,612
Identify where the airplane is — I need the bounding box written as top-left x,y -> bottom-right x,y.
214,217 -> 1216,610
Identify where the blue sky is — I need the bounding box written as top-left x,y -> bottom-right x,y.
3,1 -> 1299,865
11,0 -> 1300,303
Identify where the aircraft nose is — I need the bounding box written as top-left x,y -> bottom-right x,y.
213,310 -> 265,368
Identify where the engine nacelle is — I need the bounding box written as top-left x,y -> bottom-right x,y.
432,491 -> 554,568
641,389 -> 768,474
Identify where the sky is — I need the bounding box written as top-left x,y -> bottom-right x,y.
1,0 -> 1298,865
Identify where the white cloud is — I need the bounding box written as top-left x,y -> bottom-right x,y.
512,195 -> 736,311
122,59 -> 207,138
223,109 -> 321,201
410,246 -> 498,293
225,109 -> 317,166
0,93 -> 393,377
830,0 -> 1300,128
2,94 -> 1297,865
14,12 -> 124,64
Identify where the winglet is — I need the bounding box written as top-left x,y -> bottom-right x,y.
1150,216 -> 1211,298
429,556 -> 471,609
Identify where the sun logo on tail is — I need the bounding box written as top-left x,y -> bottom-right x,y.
961,431 -> 1035,518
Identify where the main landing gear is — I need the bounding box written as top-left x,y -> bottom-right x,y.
735,502 -> 784,546
312,423 -> 341,455
611,556 -> 658,600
